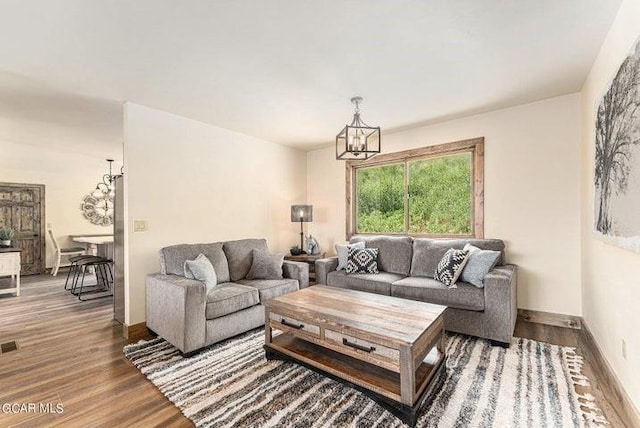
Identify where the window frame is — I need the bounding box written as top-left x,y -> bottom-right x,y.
345,137 -> 484,239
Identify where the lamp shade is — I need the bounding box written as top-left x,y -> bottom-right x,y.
291,205 -> 313,222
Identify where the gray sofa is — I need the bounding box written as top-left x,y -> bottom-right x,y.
146,238 -> 309,355
316,235 -> 517,346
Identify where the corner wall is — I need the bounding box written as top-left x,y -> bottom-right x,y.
124,103 -> 307,325
307,94 -> 582,316
580,0 -> 640,413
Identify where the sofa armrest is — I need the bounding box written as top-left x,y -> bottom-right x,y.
483,264 -> 518,344
283,260 -> 309,289
146,273 -> 207,354
315,257 -> 339,285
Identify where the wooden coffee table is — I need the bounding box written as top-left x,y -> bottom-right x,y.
263,285 -> 447,426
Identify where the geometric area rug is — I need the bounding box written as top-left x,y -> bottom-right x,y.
124,329 -> 608,428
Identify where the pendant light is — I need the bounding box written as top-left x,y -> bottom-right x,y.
335,96 -> 381,160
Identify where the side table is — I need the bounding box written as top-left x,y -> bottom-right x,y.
284,252 -> 326,284
0,247 -> 22,297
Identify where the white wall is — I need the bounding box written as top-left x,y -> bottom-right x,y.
307,94 -> 582,316
580,0 -> 640,413
1,138 -> 120,268
124,103 -> 307,325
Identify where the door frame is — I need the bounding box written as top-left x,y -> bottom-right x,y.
0,182 -> 46,274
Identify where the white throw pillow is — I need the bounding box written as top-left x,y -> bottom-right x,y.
335,241 -> 366,271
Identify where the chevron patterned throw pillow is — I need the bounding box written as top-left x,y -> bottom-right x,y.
434,248 -> 469,287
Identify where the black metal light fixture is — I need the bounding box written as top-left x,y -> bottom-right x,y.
89,159 -> 120,217
290,205 -> 313,253
336,96 -> 381,160
92,159 -> 117,201
82,159 -> 121,226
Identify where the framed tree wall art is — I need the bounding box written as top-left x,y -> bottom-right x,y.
594,36 -> 640,252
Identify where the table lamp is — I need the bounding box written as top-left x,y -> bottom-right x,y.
290,205 -> 313,254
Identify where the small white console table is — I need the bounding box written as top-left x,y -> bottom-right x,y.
0,248 -> 21,297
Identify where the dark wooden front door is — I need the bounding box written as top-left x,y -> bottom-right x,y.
0,183 -> 46,275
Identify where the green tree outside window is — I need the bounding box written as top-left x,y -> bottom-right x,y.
408,153 -> 472,234
355,153 -> 472,235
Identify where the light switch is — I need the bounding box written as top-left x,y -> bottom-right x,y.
133,220 -> 147,232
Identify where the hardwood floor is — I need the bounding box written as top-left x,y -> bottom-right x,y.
0,273 -> 189,427
514,321 -> 635,427
0,274 -> 634,427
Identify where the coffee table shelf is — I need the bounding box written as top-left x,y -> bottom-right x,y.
263,285 -> 447,427
268,334 -> 444,403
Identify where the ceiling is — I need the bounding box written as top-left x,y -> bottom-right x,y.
0,0 -> 622,154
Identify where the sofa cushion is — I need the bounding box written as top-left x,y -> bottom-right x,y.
237,278 -> 299,301
391,276 -> 484,311
184,253 -> 218,292
335,241 -> 365,271
223,239 -> 269,281
410,238 -> 505,278
160,242 -> 231,283
350,235 -> 413,275
246,249 -> 284,280
346,247 -> 379,274
205,283 -> 259,320
326,270 -> 405,295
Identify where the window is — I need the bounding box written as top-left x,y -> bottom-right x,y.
408,152 -> 472,234
346,137 -> 484,238
356,163 -> 404,233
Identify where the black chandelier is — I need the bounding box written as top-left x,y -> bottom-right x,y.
82,159 -> 121,226
91,158 -> 123,219
92,159 -> 118,202
336,96 -> 381,160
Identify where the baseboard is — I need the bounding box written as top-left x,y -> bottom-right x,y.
581,320 -> 640,428
123,322 -> 150,343
517,309 -> 582,329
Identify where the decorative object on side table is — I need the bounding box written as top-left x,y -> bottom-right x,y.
0,228 -> 14,247
290,204 -> 313,254
305,234 -> 320,255
289,245 -> 303,256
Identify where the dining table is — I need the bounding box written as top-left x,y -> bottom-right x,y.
70,234 -> 114,259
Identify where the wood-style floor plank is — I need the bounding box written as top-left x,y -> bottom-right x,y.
0,274 -> 633,427
0,274 -> 190,427
514,321 -> 631,427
